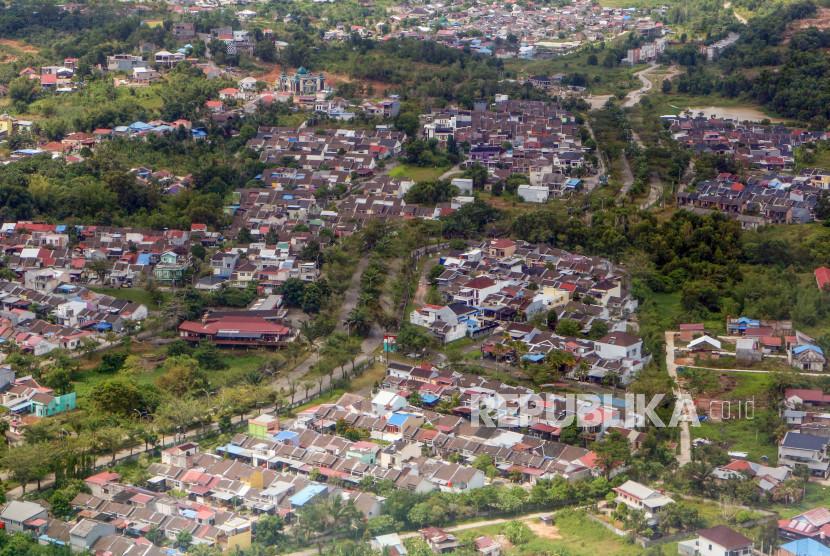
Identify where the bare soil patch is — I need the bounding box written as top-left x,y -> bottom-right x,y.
785,8 -> 830,41
526,520 -> 563,540
0,38 -> 39,53
252,64 -> 394,95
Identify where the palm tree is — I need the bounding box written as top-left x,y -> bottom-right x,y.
345,306 -> 371,335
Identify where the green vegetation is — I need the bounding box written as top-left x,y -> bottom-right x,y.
389,163 -> 451,183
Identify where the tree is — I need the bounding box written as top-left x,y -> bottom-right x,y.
556,318 -> 582,337
89,259 -> 111,284
396,323 -> 433,354
256,514 -> 285,545
503,520 -> 533,544
176,529 -> 193,550
588,54 -> 599,65
154,355 -> 208,396
193,340 -> 226,370
191,244 -> 207,260
588,320 -> 609,340
593,429 -> 631,476
546,308 -> 559,330
89,377 -> 144,416
394,112 -> 420,138
0,444 -> 51,493
661,78 -> 672,93
237,227 -> 253,244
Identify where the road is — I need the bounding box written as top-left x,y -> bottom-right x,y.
665,331 -> 691,466
5,406 -> 264,499
724,2 -> 748,24
581,120 -> 607,194
622,63 -> 680,108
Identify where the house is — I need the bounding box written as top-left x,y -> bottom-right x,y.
419,527 -> 460,554
178,316 -> 292,348
789,345 -> 826,372
612,480 -> 674,526
371,533 -> 408,555
70,519 -> 116,552
778,507 -> 830,544
517,184 -> 549,204
0,501 -> 48,533
688,335 -> 721,352
153,250 -> 190,285
815,266 -> 830,291
595,332 -> 642,361
779,431 -> 830,477
679,323 -> 705,342
778,538 -> 830,556
451,178 -> 474,195
248,414 -> 280,440
372,391 -> 407,417
677,525 -> 754,556
475,536 -> 502,556
32,391 -> 76,417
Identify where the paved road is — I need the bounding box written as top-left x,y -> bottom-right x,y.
665,331 -> 691,466
5,407 -> 263,499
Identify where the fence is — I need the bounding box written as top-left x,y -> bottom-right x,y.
284,356 -> 377,411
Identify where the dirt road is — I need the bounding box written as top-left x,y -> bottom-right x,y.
665,331 -> 691,466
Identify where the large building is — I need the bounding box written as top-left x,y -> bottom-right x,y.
277,67 -> 325,94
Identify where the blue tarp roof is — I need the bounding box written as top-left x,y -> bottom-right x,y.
55,225 -> 66,232
130,121 -> 153,131
420,394 -> 438,404
96,323 -> 112,331
387,413 -> 417,427
780,539 -> 830,556
794,344 -> 824,355
521,354 -> 545,362
289,484 -> 327,507
219,443 -> 249,456
274,430 -> 298,441
137,253 -> 151,265
7,400 -> 32,412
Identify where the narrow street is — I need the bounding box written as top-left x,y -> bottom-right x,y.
665,331 -> 691,466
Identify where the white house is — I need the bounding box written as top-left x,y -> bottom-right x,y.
677,525 -> 753,556
451,178 -> 474,195
455,276 -> 505,306
688,335 -> 722,351
594,332 -> 643,361
371,391 -> 407,417
517,184 -> 549,203
612,480 -> 674,526
410,304 -> 444,327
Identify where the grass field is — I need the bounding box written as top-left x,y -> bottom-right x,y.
89,287 -> 169,310
771,481 -> 830,519
389,164 -> 450,183
692,419 -> 777,464
504,54 -> 646,94
73,349 -> 269,406
459,511 -> 646,556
